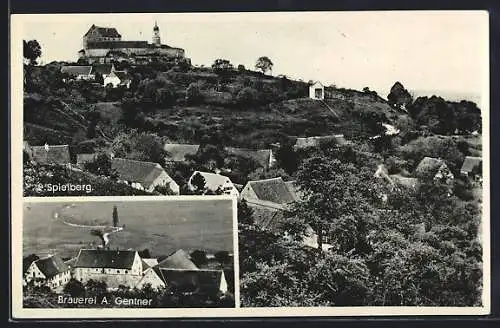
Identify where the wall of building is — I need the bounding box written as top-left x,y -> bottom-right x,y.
150,171 -> 180,194
85,47 -> 184,58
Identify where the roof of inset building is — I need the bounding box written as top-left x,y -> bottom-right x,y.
33,255 -> 69,278
157,249 -> 198,270
74,249 -> 137,269
153,267 -> 225,294
226,147 -> 273,169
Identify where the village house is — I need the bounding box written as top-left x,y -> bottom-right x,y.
309,81 -> 325,100
293,134 -> 348,150
60,65 -> 95,81
76,153 -> 99,168
91,63 -> 115,80
226,147 -> 276,169
24,255 -> 71,292
103,70 -> 132,88
414,157 -> 454,184
73,249 -> 143,290
111,157 -> 179,194
136,267 -> 229,296
460,156 -> 482,183
240,177 -> 297,208
187,171 -> 239,196
27,143 -> 72,166
164,143 -> 200,163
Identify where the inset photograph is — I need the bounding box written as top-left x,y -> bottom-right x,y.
21,197 -> 236,309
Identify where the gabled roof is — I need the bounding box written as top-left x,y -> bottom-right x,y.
389,174 -> 419,189
414,157 -> 447,177
164,143 -> 200,162
141,258 -> 159,268
76,153 -> 98,165
189,171 -> 235,192
33,255 -> 69,279
244,177 -> 296,205
153,267 -> 224,294
112,71 -> 132,82
461,156 -> 482,173
30,144 -> 71,165
61,65 -> 93,76
111,158 -> 169,189
84,25 -> 122,38
294,135 -> 347,149
309,81 -> 324,88
74,249 -> 137,269
226,147 -> 273,168
157,250 -> 198,270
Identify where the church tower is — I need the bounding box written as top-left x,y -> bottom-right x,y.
152,21 -> 161,46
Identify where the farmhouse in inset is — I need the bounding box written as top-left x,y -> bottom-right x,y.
104,70 -> 132,88
240,177 -> 297,208
24,255 -> 71,292
73,249 -> 144,289
111,157 -> 179,194
460,156 -> 482,183
136,267 -> 229,295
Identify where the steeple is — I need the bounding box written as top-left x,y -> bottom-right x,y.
152,21 -> 161,46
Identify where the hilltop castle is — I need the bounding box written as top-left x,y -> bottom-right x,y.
78,22 -> 186,64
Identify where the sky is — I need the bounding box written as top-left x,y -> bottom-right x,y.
13,11 -> 488,101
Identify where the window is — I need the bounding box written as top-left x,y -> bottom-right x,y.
315,88 -> 323,99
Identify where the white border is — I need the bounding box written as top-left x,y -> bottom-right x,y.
10,11 -> 491,319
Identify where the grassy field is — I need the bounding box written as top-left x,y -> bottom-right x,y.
23,199 -> 234,259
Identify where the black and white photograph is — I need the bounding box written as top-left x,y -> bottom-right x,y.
11,10 -> 490,317
20,196 -> 237,311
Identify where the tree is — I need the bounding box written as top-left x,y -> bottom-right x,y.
387,81 -> 413,110
63,278 -> 85,297
190,172 -> 207,194
84,154 -> 116,178
237,64 -> 246,72
214,251 -> 231,265
23,40 -> 42,66
112,205 -> 119,227
212,59 -> 234,71
185,82 -> 203,104
236,87 -> 258,106
255,56 -> 273,75
190,250 -> 208,267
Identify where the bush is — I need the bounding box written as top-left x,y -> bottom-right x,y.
185,82 -> 204,104
236,87 -> 258,106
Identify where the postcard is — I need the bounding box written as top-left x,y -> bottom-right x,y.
10,11 -> 490,318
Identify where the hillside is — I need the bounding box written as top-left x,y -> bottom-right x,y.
24,61 -> 410,152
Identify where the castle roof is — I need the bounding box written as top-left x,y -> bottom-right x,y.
111,158 -> 169,189
243,177 -> 296,205
157,250 -> 198,270
84,25 -> 122,38
73,249 -> 137,269
164,143 -> 200,162
33,255 -> 69,279
30,144 -> 71,165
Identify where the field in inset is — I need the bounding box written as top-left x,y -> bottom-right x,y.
23,199 -> 234,259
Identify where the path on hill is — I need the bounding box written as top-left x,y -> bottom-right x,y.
52,204 -> 124,233
318,99 -> 340,119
